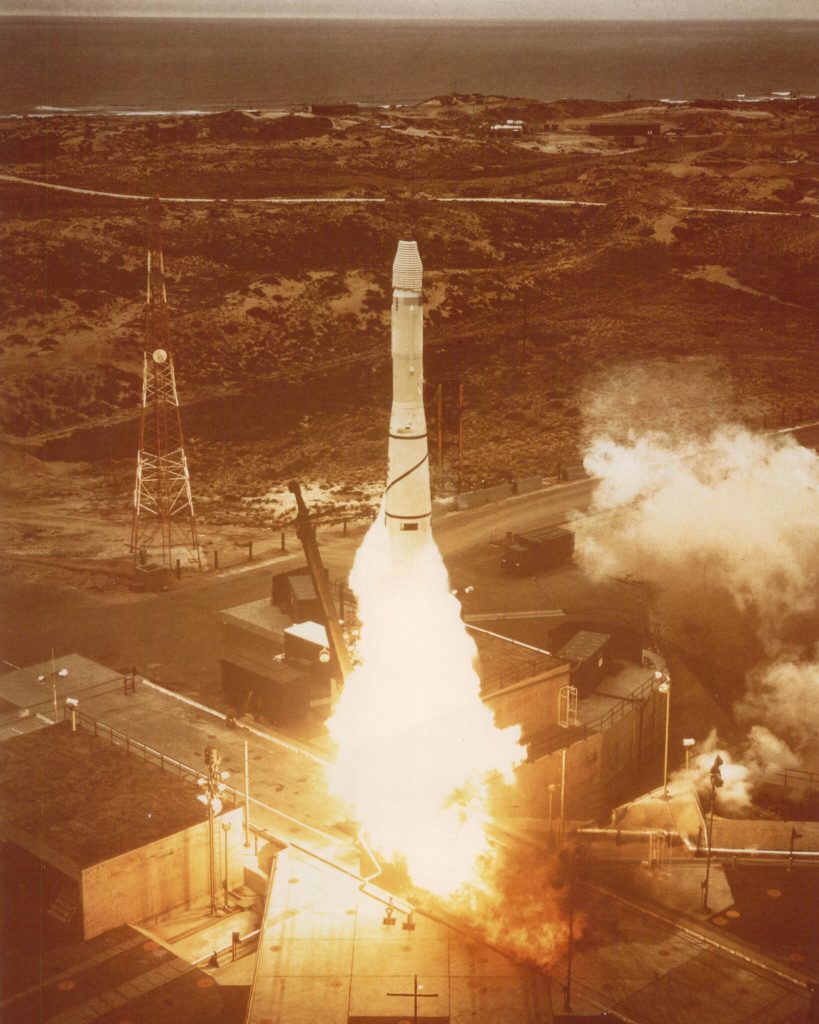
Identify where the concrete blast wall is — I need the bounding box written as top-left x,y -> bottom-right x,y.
81,807 -> 244,939
509,693 -> 665,824
508,733 -> 604,822
485,667 -> 569,737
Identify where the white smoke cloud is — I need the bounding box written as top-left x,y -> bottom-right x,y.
576,424 -> 819,790
739,649 -> 819,757
580,426 -> 819,645
674,725 -> 801,814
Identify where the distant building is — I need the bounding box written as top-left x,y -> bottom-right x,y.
588,122 -> 662,137
490,119 -> 525,134
310,103 -> 359,116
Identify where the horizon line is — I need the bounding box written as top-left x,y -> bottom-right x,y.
2,11 -> 818,20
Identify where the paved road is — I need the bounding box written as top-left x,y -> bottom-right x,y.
3,172 -> 819,218
0,478 -> 596,697
2,415 -> 815,693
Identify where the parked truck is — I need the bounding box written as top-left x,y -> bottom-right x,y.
500,525 -> 575,574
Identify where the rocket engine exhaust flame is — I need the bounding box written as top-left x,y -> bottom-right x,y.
327,241 -> 525,897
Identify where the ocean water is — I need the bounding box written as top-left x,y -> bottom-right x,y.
0,17 -> 817,115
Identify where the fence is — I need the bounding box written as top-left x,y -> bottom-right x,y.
203,508 -> 377,573
199,410 -> 819,574
531,670 -> 664,759
771,766 -> 819,791
480,654 -> 558,695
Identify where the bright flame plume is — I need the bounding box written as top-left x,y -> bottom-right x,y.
327,518 -> 525,897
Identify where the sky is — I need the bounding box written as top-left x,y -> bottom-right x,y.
3,0 -> 816,19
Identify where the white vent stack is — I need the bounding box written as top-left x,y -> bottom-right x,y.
384,240 -> 431,556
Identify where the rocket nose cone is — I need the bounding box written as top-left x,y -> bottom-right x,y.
392,240 -> 423,291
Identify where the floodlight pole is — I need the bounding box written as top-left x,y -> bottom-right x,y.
701,756 -> 723,913
662,677 -> 671,799
563,844 -> 577,1012
243,740 -> 251,848
203,746 -> 222,916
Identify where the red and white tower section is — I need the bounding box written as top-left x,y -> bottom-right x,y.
384,241 -> 432,557
130,199 -> 201,570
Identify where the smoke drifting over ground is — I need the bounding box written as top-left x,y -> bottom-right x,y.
575,407 -> 819,787
580,426 -> 819,648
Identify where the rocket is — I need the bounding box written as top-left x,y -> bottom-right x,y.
384,241 -> 432,555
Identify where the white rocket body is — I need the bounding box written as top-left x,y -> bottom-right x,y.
385,241 -> 431,556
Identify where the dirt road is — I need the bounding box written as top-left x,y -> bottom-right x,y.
4,171 -> 818,218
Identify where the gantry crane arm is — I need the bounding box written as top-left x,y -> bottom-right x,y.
287,480 -> 353,683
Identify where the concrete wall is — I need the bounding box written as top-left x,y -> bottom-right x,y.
81,807 -> 244,940
503,690 -> 665,823
484,665 -> 570,738
506,732 -> 604,822
0,821 -> 81,881
457,483 -> 514,510
514,476 -> 543,495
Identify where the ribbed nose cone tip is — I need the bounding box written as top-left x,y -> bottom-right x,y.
392,240 -> 423,291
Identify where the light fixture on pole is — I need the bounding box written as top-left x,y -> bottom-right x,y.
37,663 -> 69,721
655,670 -> 671,799
682,737 -> 696,772
65,696 -> 79,732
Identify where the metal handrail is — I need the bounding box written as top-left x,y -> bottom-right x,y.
65,707 -> 241,807
771,766 -> 819,789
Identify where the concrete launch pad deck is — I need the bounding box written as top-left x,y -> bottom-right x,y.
245,847 -> 551,1024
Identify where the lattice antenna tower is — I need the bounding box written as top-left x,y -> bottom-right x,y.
130,197 -> 201,570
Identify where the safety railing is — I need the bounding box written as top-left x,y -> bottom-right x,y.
770,766 -> 819,790
64,706 -> 241,808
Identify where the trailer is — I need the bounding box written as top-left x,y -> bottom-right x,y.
500,525 -> 575,574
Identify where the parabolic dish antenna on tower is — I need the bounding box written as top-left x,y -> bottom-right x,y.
152,348 -> 168,364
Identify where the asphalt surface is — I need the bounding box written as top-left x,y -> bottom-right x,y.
0,478 -> 596,697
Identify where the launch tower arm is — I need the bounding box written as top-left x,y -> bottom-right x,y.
287,480 -> 353,683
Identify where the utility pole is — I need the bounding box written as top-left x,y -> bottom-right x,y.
243,740 -> 251,848
433,375 -> 465,494
457,380 -> 465,493
701,755 -> 723,912
130,197 -> 201,571
37,650 -> 68,721
563,845 -> 577,1013
436,382 -> 444,476
198,745 -> 229,915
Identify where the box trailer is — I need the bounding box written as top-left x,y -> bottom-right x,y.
500,526 -> 575,573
